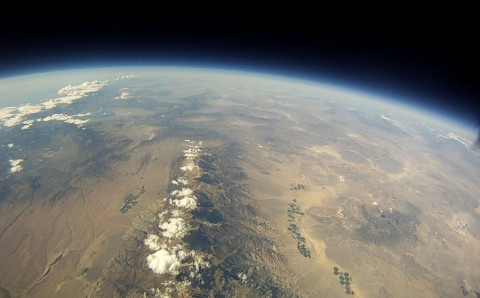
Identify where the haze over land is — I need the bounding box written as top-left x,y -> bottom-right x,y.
0,68 -> 479,297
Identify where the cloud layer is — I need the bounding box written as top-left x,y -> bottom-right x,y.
0,80 -> 108,128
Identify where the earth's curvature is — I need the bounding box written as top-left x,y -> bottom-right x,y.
0,67 -> 479,297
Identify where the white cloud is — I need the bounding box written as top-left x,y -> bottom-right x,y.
171,209 -> 183,217
193,256 -> 210,271
147,249 -> 181,275
380,114 -> 402,127
144,234 -> 162,251
176,177 -> 188,185
439,132 -> 472,148
158,209 -> 184,222
160,217 -> 188,239
42,114 -> 70,122
170,188 -> 194,197
42,80 -> 108,109
420,123 -> 436,132
380,114 -> 392,121
0,107 -> 17,124
180,163 -> 198,172
183,147 -> 201,158
144,138 -> 211,283
173,196 -> 197,210
146,288 -> 163,297
158,210 -> 169,221
145,241 -> 211,280
9,159 -> 23,173
112,74 -> 138,81
0,80 -> 108,128
17,104 -> 43,115
58,80 -> 107,98
21,119 -> 35,130
176,247 -> 191,260
7,143 -> 14,148
75,113 -> 91,117
1,105 -> 38,127
238,272 -> 247,282
169,188 -> 197,209
42,113 -> 89,127
115,90 -> 132,100
146,244 -> 207,277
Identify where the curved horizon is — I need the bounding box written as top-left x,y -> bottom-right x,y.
0,64 -> 477,141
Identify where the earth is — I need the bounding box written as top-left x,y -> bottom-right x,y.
0,67 -> 479,298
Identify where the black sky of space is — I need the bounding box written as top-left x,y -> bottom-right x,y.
0,19 -> 478,132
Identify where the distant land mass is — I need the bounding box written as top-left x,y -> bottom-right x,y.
0,67 -> 479,297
